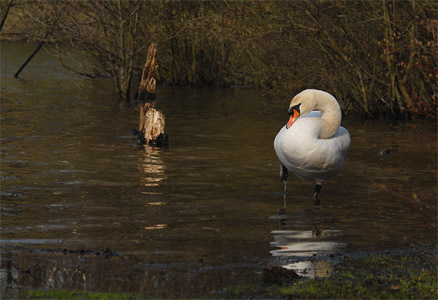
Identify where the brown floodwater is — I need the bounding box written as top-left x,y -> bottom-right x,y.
1,42 -> 437,298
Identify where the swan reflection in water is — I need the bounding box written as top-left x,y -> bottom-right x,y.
270,206 -> 345,278
138,147 -> 167,188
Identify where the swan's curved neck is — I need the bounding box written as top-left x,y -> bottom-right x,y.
313,92 -> 341,139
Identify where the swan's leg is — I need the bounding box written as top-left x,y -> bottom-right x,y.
280,164 -> 288,182
278,181 -> 287,215
283,181 -> 287,208
278,164 -> 288,215
313,183 -> 322,205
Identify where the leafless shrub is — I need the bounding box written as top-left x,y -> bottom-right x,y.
2,0 -> 436,117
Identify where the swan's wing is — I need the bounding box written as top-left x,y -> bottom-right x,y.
316,126 -> 350,168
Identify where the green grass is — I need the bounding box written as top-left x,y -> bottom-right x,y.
26,290 -> 142,300
281,270 -> 437,299
220,247 -> 438,299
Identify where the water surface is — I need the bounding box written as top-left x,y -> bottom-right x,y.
1,42 -> 436,297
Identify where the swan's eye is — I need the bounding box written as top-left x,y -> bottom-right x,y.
288,103 -> 301,115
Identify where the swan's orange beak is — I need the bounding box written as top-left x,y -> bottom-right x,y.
286,110 -> 300,129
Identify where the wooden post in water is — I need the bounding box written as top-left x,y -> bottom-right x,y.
136,43 -> 168,147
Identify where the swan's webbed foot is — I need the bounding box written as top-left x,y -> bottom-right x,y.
280,164 -> 288,182
313,184 -> 322,206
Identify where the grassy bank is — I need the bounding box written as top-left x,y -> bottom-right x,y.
23,245 -> 437,299
220,245 -> 437,299
1,0 -> 436,117
25,291 -> 141,300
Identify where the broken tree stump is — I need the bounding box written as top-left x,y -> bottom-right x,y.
138,102 -> 168,146
136,43 -> 168,147
135,42 -> 158,102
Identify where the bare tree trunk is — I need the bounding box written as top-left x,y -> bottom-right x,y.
136,44 -> 168,147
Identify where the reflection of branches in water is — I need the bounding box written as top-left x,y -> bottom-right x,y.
4,240 -> 68,291
2,244 -> 126,295
138,147 -> 166,187
1,245 -> 123,296
1,250 -> 261,298
2,254 -> 50,296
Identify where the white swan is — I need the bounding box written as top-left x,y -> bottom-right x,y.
274,89 -> 350,203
